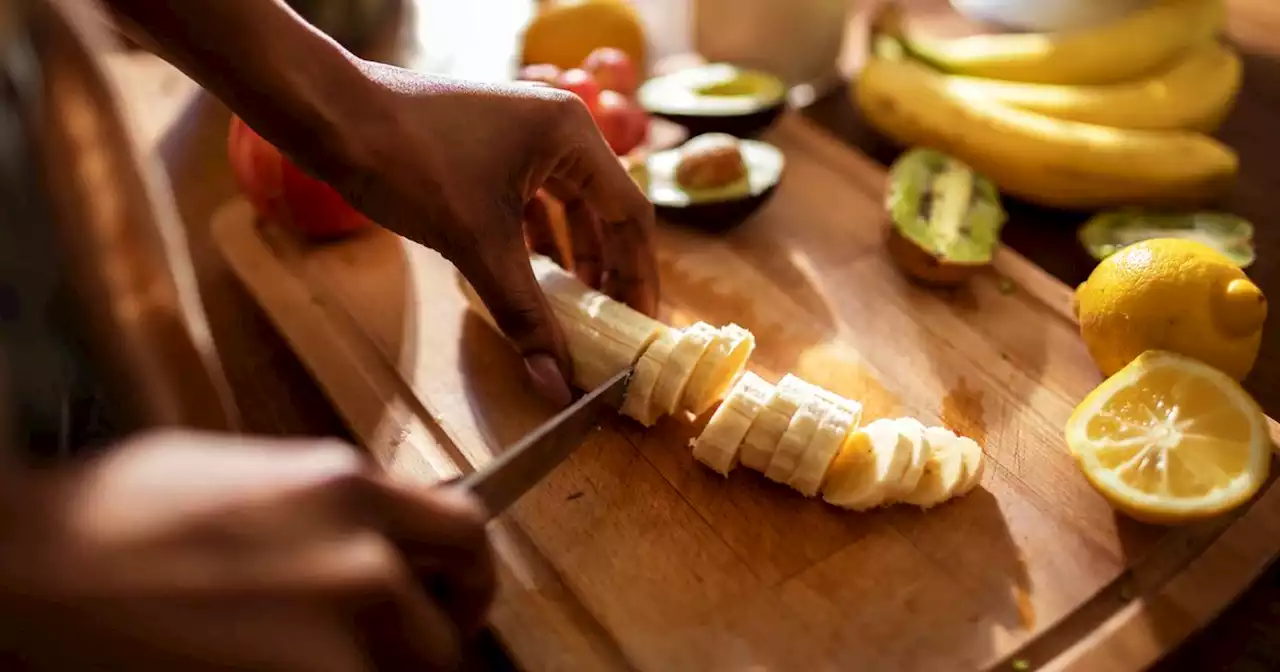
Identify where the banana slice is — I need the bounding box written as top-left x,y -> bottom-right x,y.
789,395 -> 862,497
653,322 -> 718,416
739,374 -> 813,473
955,435 -> 986,494
690,372 -> 775,476
822,418 -> 913,511
883,417 -> 928,503
681,323 -> 757,416
901,426 -> 966,509
620,328 -> 679,426
764,387 -> 833,484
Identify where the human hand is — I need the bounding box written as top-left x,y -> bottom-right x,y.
0,430 -> 494,672
319,62 -> 660,406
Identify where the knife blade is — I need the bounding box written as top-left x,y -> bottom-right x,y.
457,369 -> 630,519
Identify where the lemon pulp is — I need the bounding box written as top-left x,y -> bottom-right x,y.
1066,350 -> 1270,523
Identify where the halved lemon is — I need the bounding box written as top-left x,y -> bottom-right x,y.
1065,350 -> 1272,524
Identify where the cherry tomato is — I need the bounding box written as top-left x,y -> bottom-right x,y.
226,116 -> 374,240
582,47 -> 639,98
594,90 -> 648,156
517,63 -> 563,87
556,68 -> 602,116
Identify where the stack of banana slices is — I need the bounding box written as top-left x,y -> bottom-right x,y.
461,255 -> 986,513
856,0 -> 1243,210
692,374 -> 983,510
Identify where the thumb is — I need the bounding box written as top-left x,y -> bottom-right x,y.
456,230 -> 573,407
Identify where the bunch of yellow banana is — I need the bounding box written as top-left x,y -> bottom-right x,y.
855,0 -> 1243,210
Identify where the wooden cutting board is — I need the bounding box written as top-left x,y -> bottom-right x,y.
212,112 -> 1280,672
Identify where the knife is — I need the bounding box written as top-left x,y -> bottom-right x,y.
456,369 -> 631,520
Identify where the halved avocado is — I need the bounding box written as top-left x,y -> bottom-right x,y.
885,148 -> 1007,287
637,63 -> 788,138
643,133 -> 785,232
1078,210 -> 1255,268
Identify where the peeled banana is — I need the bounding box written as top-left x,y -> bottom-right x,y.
901,426 -> 966,509
822,419 -> 911,511
889,0 -> 1226,85
624,321 -> 754,425
740,374 -> 814,472
883,417 -> 928,503
931,40 -> 1242,133
459,257 -> 986,514
819,417 -> 984,511
691,372 -> 981,512
653,322 -> 718,416
789,396 -> 861,497
462,255 -> 669,391
620,327 -> 679,426
764,387 -> 833,484
955,435 -> 986,495
855,55 -> 1239,210
682,323 -> 756,416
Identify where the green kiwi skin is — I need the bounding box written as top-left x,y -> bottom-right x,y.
886,225 -> 985,287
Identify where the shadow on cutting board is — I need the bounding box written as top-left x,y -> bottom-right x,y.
652,218 -> 841,378
882,488 -> 1031,648
456,313 -> 570,452
626,409 -> 1029,669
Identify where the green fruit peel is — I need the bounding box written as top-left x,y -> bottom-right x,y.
1078,210 -> 1255,268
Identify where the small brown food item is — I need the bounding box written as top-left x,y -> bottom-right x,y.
640,135 -> 785,233
675,133 -> 748,191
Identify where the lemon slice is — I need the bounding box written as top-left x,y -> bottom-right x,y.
1065,350 -> 1271,524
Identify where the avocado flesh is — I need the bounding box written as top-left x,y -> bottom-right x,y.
888,149 -> 1005,266
689,71 -> 786,110
639,64 -> 786,117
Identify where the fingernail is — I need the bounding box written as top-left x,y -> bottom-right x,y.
524,354 -> 573,407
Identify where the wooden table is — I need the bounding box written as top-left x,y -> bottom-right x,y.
105,0 -> 1280,668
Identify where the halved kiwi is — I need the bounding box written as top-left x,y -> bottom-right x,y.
1078,210 -> 1255,268
885,148 -> 1007,286
643,133 -> 785,232
637,63 -> 788,138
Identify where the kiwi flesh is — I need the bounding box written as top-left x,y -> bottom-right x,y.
885,148 -> 1007,286
1078,210 -> 1255,268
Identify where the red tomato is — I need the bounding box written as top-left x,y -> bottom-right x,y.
582,47 -> 639,97
517,63 -> 563,86
556,68 -> 602,116
594,90 -> 649,156
226,116 -> 373,239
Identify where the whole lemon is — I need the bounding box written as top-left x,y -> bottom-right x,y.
1074,238 -> 1266,380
